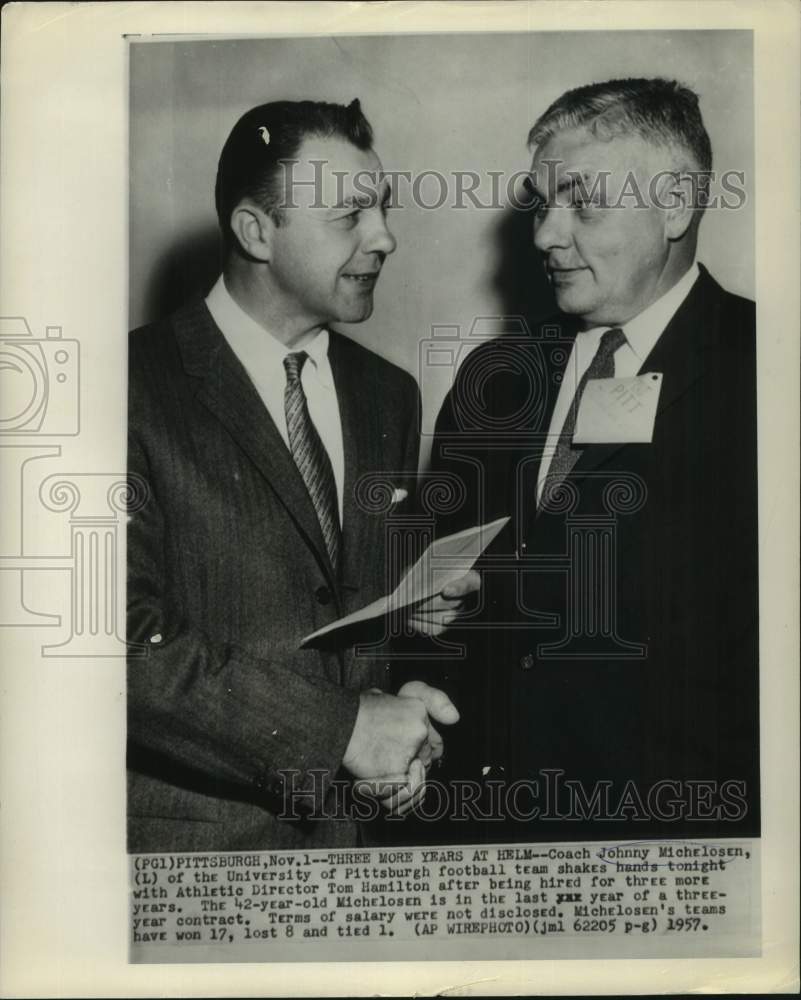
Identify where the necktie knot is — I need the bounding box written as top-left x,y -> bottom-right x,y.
283,351 -> 308,384
599,326 -> 626,361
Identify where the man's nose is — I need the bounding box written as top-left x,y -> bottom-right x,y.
362,212 -> 397,257
533,206 -> 571,253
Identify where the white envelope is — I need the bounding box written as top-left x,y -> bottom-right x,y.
300,514 -> 509,647
573,372 -> 663,444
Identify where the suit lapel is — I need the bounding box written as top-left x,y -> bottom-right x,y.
570,266 -> 720,480
524,323 -> 577,519
636,266 -> 718,413
171,301 -> 337,587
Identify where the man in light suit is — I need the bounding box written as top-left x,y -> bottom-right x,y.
127,99 -> 475,852
425,78 -> 758,842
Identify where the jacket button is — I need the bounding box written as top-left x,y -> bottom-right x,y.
315,586 -> 332,605
520,652 -> 535,671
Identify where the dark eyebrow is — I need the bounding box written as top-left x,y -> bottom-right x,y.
556,173 -> 590,196
332,177 -> 392,212
526,172 -> 593,203
332,193 -> 370,211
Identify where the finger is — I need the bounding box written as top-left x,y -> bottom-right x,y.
441,569 -> 481,600
408,620 -> 444,638
415,736 -> 434,767
377,763 -> 425,811
396,679 -> 425,699
383,760 -> 427,814
416,593 -> 464,613
390,781 -> 428,817
410,607 -> 461,623
380,785 -> 415,811
398,680 -> 460,726
427,723 -> 444,761
409,757 -> 426,789
352,773 -> 412,801
398,768 -> 430,814
407,610 -> 458,637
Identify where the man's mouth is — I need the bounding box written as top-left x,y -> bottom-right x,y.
548,265 -> 588,283
342,271 -> 379,284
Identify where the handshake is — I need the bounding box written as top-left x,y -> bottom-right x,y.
341,570 -> 478,816
342,680 -> 458,817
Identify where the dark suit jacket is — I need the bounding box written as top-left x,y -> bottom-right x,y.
127,300 -> 420,853
423,264 -> 759,841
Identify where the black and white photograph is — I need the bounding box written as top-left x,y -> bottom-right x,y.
1,1 -> 798,995
123,23 -> 765,960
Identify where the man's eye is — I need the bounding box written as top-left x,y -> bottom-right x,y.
573,199 -> 600,217
335,211 -> 359,228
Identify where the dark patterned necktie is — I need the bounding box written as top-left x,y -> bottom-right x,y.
283,352 -> 341,572
542,326 -> 627,501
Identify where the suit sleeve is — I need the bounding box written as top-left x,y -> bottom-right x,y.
126,427 -> 360,809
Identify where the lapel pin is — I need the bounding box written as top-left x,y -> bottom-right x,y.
258,126 -> 270,146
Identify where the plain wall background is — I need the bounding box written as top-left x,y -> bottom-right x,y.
130,30 -> 754,464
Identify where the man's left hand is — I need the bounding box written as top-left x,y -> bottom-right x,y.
408,569 -> 480,636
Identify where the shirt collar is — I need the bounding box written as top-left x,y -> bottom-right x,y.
206,274 -> 332,385
623,261 -> 700,362
578,261 -> 700,362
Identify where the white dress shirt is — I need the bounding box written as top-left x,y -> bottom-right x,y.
537,262 -> 701,503
205,275 -> 345,523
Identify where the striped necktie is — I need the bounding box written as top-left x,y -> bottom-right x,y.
542,326 -> 626,503
283,352 -> 341,572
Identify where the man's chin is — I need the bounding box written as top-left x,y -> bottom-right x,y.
337,301 -> 374,325
553,289 -> 592,317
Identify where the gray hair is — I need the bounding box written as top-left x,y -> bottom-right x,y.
528,77 -> 712,174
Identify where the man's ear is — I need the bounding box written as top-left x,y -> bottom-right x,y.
229,201 -> 277,262
656,171 -> 696,241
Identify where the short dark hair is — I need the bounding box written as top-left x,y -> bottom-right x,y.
215,99 -> 374,246
528,77 -> 712,174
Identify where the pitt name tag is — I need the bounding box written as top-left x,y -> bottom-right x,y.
573,372 -> 663,444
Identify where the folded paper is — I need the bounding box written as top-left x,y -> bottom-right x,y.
300,514 -> 509,647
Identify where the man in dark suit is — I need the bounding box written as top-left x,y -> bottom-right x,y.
127,100 -> 475,852
427,78 -> 758,842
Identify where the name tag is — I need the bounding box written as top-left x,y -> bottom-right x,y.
573,373 -> 663,444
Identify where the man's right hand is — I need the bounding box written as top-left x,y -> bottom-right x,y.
342,683 -> 459,815
343,688 -> 429,780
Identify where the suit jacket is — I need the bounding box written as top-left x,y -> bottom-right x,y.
422,264 -> 759,841
127,300 -> 420,853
